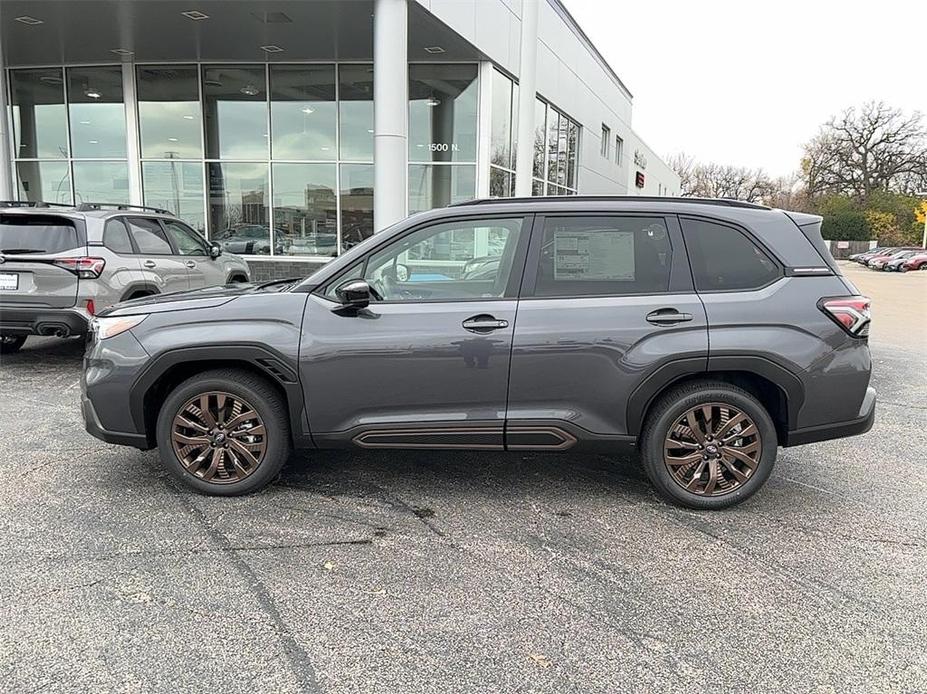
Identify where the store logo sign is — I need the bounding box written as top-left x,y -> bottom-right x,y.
633,150 -> 648,169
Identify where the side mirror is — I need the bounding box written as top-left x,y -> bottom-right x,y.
208,242 -> 222,259
335,278 -> 372,309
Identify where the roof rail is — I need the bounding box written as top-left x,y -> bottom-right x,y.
450,195 -> 771,211
76,202 -> 173,215
0,200 -> 75,209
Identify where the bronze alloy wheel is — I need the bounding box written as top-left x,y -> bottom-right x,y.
170,391 -> 267,483
663,402 -> 762,497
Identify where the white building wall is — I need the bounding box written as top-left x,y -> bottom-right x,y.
626,133 -> 682,197
416,0 -> 679,197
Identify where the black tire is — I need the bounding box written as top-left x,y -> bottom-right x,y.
639,380 -> 778,510
899,265 -> 909,273
156,368 -> 291,495
0,335 -> 27,354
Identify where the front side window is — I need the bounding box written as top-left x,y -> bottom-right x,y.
533,216 -> 673,297
359,217 -> 524,302
682,218 -> 780,291
163,220 -> 207,256
127,217 -> 173,255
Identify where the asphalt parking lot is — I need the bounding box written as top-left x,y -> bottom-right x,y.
1,261 -> 925,693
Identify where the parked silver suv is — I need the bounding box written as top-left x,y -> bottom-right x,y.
0,201 -> 250,353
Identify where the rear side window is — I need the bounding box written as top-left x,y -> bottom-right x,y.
103,219 -> 134,254
127,217 -> 172,255
682,218 -> 780,291
533,216 -> 673,297
0,215 -> 80,254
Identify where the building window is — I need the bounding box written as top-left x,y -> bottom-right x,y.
340,163 -> 374,253
601,124 -> 610,158
409,164 -> 476,213
137,66 -> 202,159
489,69 -> 517,198
338,65 -> 374,162
270,64 -> 336,160
208,162 -> 271,254
615,135 -> 623,165
532,98 -> 579,196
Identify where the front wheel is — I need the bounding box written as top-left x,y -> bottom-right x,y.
156,369 -> 291,495
639,381 -> 778,510
0,335 -> 26,354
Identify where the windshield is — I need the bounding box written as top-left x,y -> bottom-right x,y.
0,215 -> 80,254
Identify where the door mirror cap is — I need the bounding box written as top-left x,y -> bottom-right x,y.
208,242 -> 222,259
335,279 -> 372,309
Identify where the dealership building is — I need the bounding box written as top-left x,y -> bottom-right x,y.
0,0 -> 680,279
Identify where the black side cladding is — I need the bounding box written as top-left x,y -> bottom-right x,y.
783,211 -> 840,274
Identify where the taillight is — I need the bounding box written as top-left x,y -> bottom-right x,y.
86,299 -> 96,316
53,257 -> 106,279
820,296 -> 871,337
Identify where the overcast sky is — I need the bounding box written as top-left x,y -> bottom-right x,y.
565,0 -> 926,178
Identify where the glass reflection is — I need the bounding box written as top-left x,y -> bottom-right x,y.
338,65 -> 373,161
490,70 -> 512,168
208,163 -> 271,254
10,69 -> 68,159
409,64 -> 478,163
143,161 -> 206,233
271,65 -> 336,160
16,161 -> 72,204
137,66 -> 202,159
203,66 -> 268,159
340,164 -> 374,252
489,167 -> 512,199
73,161 -> 130,204
67,66 -> 126,158
533,99 -> 547,179
408,164 -> 476,213
272,163 -> 337,257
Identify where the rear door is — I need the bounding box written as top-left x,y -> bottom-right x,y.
161,220 -> 225,289
0,213 -> 84,308
125,217 -> 190,293
100,218 -> 145,303
506,213 -> 708,443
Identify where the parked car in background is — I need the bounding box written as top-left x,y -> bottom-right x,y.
0,201 -> 250,354
851,247 -> 891,264
883,250 -> 925,271
868,248 -> 921,270
82,196 -> 875,510
213,224 -> 288,256
899,252 -> 927,272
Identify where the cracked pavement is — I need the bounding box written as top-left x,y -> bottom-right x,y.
1,262 -> 925,693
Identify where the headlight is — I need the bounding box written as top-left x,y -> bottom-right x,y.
92,314 -> 148,340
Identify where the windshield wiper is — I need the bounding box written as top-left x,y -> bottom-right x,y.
0,248 -> 47,254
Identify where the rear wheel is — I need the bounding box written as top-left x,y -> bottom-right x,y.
0,335 -> 26,354
156,369 -> 291,495
639,381 -> 778,509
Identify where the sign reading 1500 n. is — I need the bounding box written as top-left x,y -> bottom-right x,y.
429,142 -> 460,152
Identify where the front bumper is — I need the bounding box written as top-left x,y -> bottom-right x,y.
784,386 -> 876,446
0,306 -> 90,337
82,394 -> 151,449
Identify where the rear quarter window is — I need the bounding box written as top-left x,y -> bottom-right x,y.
103,219 -> 134,254
0,214 -> 80,254
682,218 -> 781,291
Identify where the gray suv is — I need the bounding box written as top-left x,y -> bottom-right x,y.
0,202 -> 250,352
81,197 -> 876,509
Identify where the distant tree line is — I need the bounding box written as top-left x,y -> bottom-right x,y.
669,102 -> 927,244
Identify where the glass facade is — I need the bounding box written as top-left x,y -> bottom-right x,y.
7,61 -> 580,258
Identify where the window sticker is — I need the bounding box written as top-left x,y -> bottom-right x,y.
553,229 -> 635,280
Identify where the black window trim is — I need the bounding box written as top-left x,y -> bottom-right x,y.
678,213 -> 785,294
315,212 -> 535,305
519,212 -> 692,300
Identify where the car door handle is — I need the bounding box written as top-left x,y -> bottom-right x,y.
462,315 -> 509,333
646,308 -> 693,325
185,261 -> 197,269
143,260 -> 156,269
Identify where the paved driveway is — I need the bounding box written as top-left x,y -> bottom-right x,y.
1,263 -> 925,692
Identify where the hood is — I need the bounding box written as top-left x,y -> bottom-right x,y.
100,284 -> 256,317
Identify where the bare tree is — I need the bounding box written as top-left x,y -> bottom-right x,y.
802,102 -> 927,200
667,154 -> 777,203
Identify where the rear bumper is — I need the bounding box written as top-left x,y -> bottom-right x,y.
0,306 -> 90,337
784,386 -> 876,446
82,393 -> 151,449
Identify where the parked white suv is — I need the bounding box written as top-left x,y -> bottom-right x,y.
0,201 -> 250,353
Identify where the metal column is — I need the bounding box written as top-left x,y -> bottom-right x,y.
0,39 -> 14,200
513,0 -> 538,197
373,0 -> 408,231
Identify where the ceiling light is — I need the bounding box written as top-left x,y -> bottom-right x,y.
79,120 -> 91,125
88,140 -> 98,144
183,115 -> 195,120
181,10 -> 209,20
168,137 -> 179,142
239,84 -> 260,96
300,106 -> 315,115
260,45 -> 284,53
84,87 -> 102,99
110,48 -> 134,56
424,46 -> 445,54
367,129 -> 374,133
15,15 -> 44,25
424,97 -> 441,107
40,75 -> 63,84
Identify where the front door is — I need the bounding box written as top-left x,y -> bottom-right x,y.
125,217 -> 190,293
299,215 -> 530,449
161,219 -> 226,288
506,213 -> 709,444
